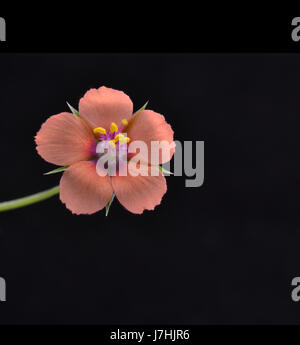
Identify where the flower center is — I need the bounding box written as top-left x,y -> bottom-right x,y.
93,120 -> 131,174
93,120 -> 130,147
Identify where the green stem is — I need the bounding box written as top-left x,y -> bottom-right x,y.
0,186 -> 60,212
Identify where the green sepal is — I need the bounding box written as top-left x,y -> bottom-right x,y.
44,166 -> 69,175
66,102 -> 81,117
158,166 -> 173,175
105,193 -> 115,217
134,101 -> 149,115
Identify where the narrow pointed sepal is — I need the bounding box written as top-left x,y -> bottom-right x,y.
44,166 -> 68,175
66,102 -> 81,117
105,193 -> 115,217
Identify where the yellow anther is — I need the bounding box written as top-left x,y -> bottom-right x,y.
121,119 -> 128,126
110,122 -> 118,133
93,127 -> 106,135
115,133 -> 130,145
109,140 -> 116,148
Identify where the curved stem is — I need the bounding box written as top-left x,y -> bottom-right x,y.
0,186 -> 59,212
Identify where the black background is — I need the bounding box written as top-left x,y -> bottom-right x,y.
1,12 -> 300,327
0,53 -> 300,324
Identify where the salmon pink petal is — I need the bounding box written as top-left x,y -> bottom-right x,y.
60,161 -> 113,215
78,86 -> 133,130
126,110 -> 175,165
112,163 -> 167,214
35,112 -> 95,166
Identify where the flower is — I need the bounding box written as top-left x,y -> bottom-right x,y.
35,86 -> 174,215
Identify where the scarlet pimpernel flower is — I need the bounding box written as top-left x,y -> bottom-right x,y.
35,86 -> 175,215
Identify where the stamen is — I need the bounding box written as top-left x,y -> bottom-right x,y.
109,140 -> 116,148
121,119 -> 128,126
93,127 -> 106,134
114,134 -> 119,142
115,133 -> 130,145
110,122 -> 118,133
